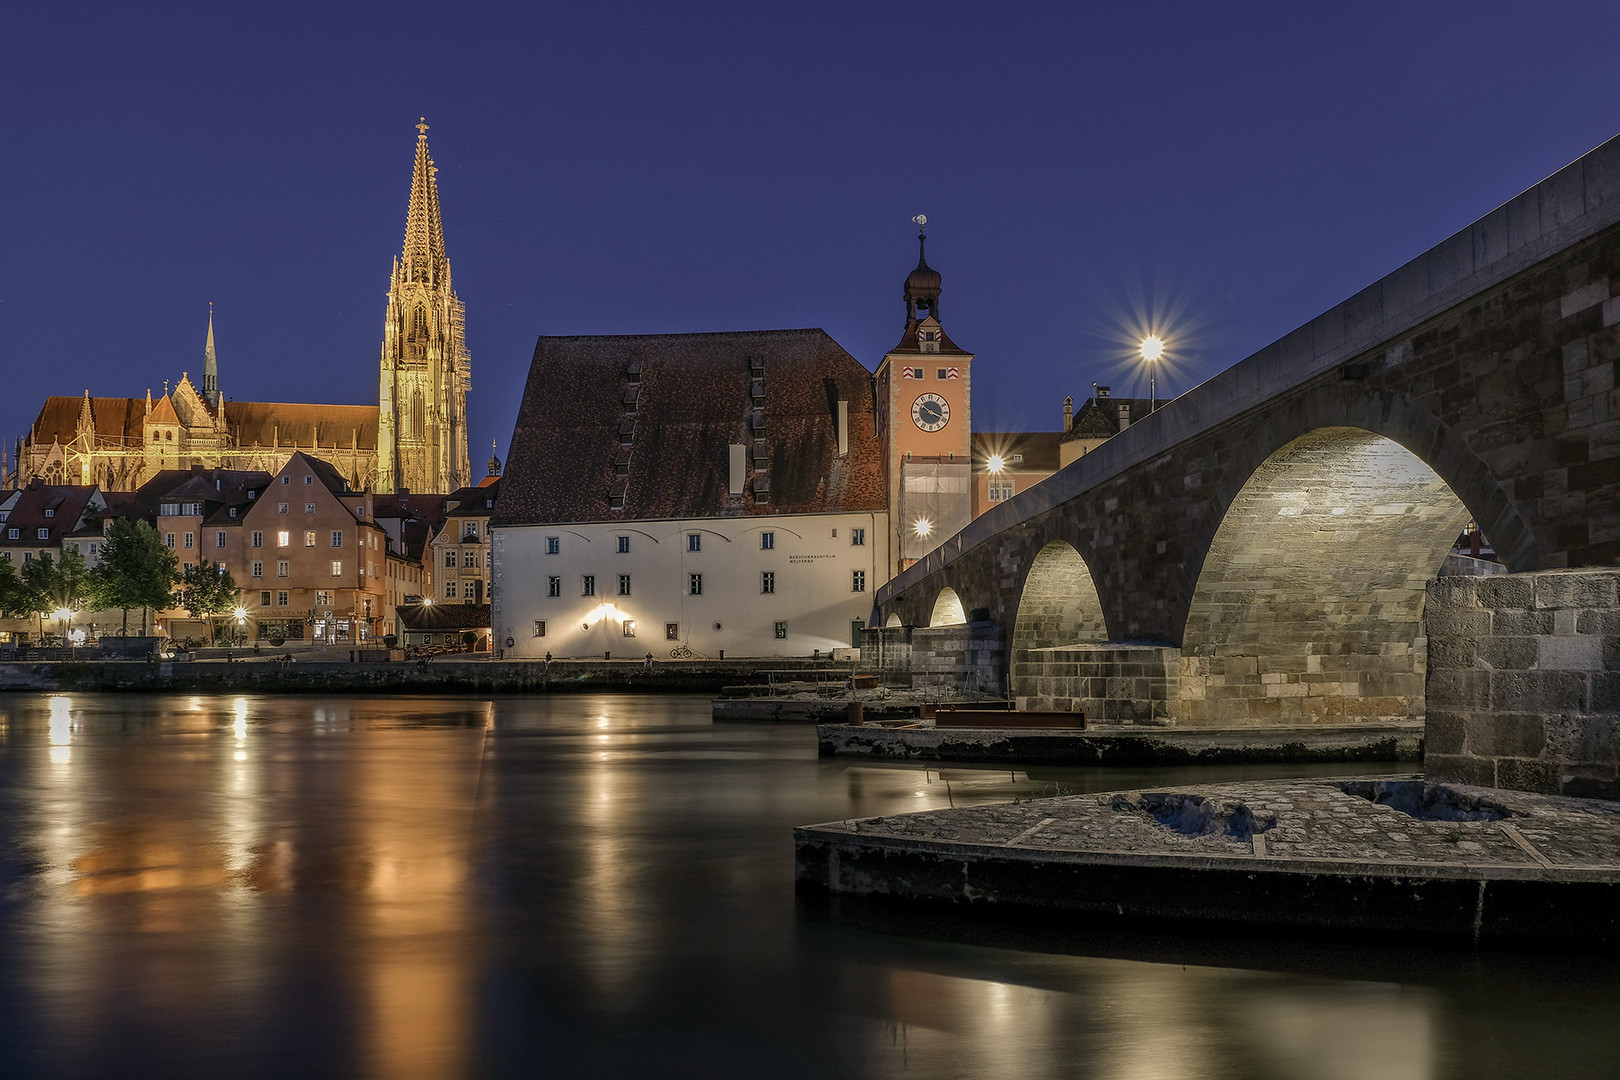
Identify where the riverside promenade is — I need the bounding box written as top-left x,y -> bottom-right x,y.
795,776 -> 1620,949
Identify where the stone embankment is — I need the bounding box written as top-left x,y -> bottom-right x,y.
0,657 -> 841,695
796,777 -> 1620,949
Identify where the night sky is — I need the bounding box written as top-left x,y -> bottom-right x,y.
8,1 -> 1620,466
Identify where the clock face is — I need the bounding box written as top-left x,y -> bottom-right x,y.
911,392 -> 950,432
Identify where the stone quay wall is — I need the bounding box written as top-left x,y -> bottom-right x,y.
1425,569 -> 1620,798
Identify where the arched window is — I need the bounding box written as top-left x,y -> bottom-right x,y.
411,390 -> 425,440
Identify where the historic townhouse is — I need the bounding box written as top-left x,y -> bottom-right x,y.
237,452 -> 388,644
431,465 -> 501,605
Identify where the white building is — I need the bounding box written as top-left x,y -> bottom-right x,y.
491,328 -> 889,659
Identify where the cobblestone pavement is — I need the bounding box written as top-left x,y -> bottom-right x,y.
817,776 -> 1620,873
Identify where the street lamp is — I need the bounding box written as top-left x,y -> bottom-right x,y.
1139,336 -> 1164,411
52,607 -> 73,649
986,454 -> 1005,474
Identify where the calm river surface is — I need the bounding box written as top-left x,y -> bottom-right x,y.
0,692 -> 1614,1079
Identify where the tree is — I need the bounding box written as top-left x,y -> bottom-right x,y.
173,560 -> 242,645
14,550 -> 90,642
89,519 -> 178,635
0,559 -> 20,618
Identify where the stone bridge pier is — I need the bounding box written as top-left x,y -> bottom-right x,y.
876,132 -> 1620,791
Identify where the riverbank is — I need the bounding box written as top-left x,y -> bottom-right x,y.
795,776 -> 1620,950
0,656 -> 848,694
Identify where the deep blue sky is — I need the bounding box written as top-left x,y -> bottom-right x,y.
7,1 -> 1620,465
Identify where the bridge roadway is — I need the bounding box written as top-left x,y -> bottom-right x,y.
876,133 -> 1620,746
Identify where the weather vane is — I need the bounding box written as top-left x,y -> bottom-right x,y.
912,213 -> 927,235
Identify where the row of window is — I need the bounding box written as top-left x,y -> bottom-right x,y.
259,589 -> 339,607
250,560 -> 347,578
444,551 -> 482,567
530,619 -> 791,640
250,530 -> 348,548
545,528 -> 866,555
7,528 -> 49,540
542,570 -> 866,597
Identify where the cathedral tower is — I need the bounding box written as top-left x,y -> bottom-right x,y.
377,118 -> 472,494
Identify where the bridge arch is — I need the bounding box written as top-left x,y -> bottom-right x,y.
1180,427 -> 1473,725
928,587 -> 967,627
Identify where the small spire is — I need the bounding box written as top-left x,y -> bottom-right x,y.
203,304 -> 220,408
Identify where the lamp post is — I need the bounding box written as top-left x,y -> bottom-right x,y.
1139,336 -> 1164,411
52,607 -> 73,651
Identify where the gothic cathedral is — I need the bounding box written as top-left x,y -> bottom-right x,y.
377,119 -> 472,495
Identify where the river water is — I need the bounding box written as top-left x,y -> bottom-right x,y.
0,692 -> 1613,1079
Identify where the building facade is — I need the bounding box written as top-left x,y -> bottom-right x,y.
431,474 -> 500,605
492,329 -> 889,659
376,119 -> 472,496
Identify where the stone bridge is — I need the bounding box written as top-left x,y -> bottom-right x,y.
875,136 -> 1620,797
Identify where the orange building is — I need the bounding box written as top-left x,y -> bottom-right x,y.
237,452 -> 388,644
874,226 -> 974,573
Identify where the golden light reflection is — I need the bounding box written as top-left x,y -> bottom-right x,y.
233,698 -> 249,743
49,696 -> 72,764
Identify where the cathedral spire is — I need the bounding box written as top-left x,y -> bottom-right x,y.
402,117 -> 448,279
203,303 -> 220,409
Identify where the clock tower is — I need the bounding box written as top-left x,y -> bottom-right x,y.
876,221 -> 974,573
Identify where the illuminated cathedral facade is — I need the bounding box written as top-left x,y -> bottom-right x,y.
7,121 -> 470,497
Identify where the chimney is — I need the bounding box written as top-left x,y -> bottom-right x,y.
1062,395 -> 1073,432
836,400 -> 849,457
729,444 -> 746,495
1096,385 -> 1110,399
1118,403 -> 1130,431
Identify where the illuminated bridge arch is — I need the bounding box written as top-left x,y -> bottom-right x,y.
1180,427 -> 1473,725
928,587 -> 967,627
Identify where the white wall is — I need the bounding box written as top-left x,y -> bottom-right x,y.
492,511 -> 889,658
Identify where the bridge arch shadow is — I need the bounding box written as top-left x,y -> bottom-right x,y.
928,587 -> 967,627
1181,427 -> 1474,725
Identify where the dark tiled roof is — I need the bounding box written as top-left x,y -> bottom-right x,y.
971,432 -> 1062,472
398,603 -> 490,631
0,482 -> 101,547
123,468 -> 273,523
27,396 -> 378,452
30,397 -> 150,443
1060,396 -> 1162,443
494,329 -> 886,526
444,479 -> 500,518
224,402 -> 379,451
372,493 -> 447,531
886,317 -> 970,356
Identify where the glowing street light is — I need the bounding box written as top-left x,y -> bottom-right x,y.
53,607 -> 74,647
913,518 -> 933,539
1139,336 -> 1164,411
986,454 -> 1005,474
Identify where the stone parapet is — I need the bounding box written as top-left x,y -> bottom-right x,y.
1425,569 -> 1620,798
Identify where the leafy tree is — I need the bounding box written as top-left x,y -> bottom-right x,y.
89,519 -> 178,635
173,559 -> 242,645
13,549 -> 94,642
0,558 -> 20,618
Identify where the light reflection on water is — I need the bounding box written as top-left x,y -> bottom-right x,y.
0,691 -> 1613,1078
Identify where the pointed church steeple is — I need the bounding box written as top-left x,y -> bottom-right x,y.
402,118 -> 448,283
203,303 -> 220,409
377,118 -> 471,495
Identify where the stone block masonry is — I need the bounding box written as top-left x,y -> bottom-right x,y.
1425,569 -> 1620,798
1012,643 -> 1177,723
